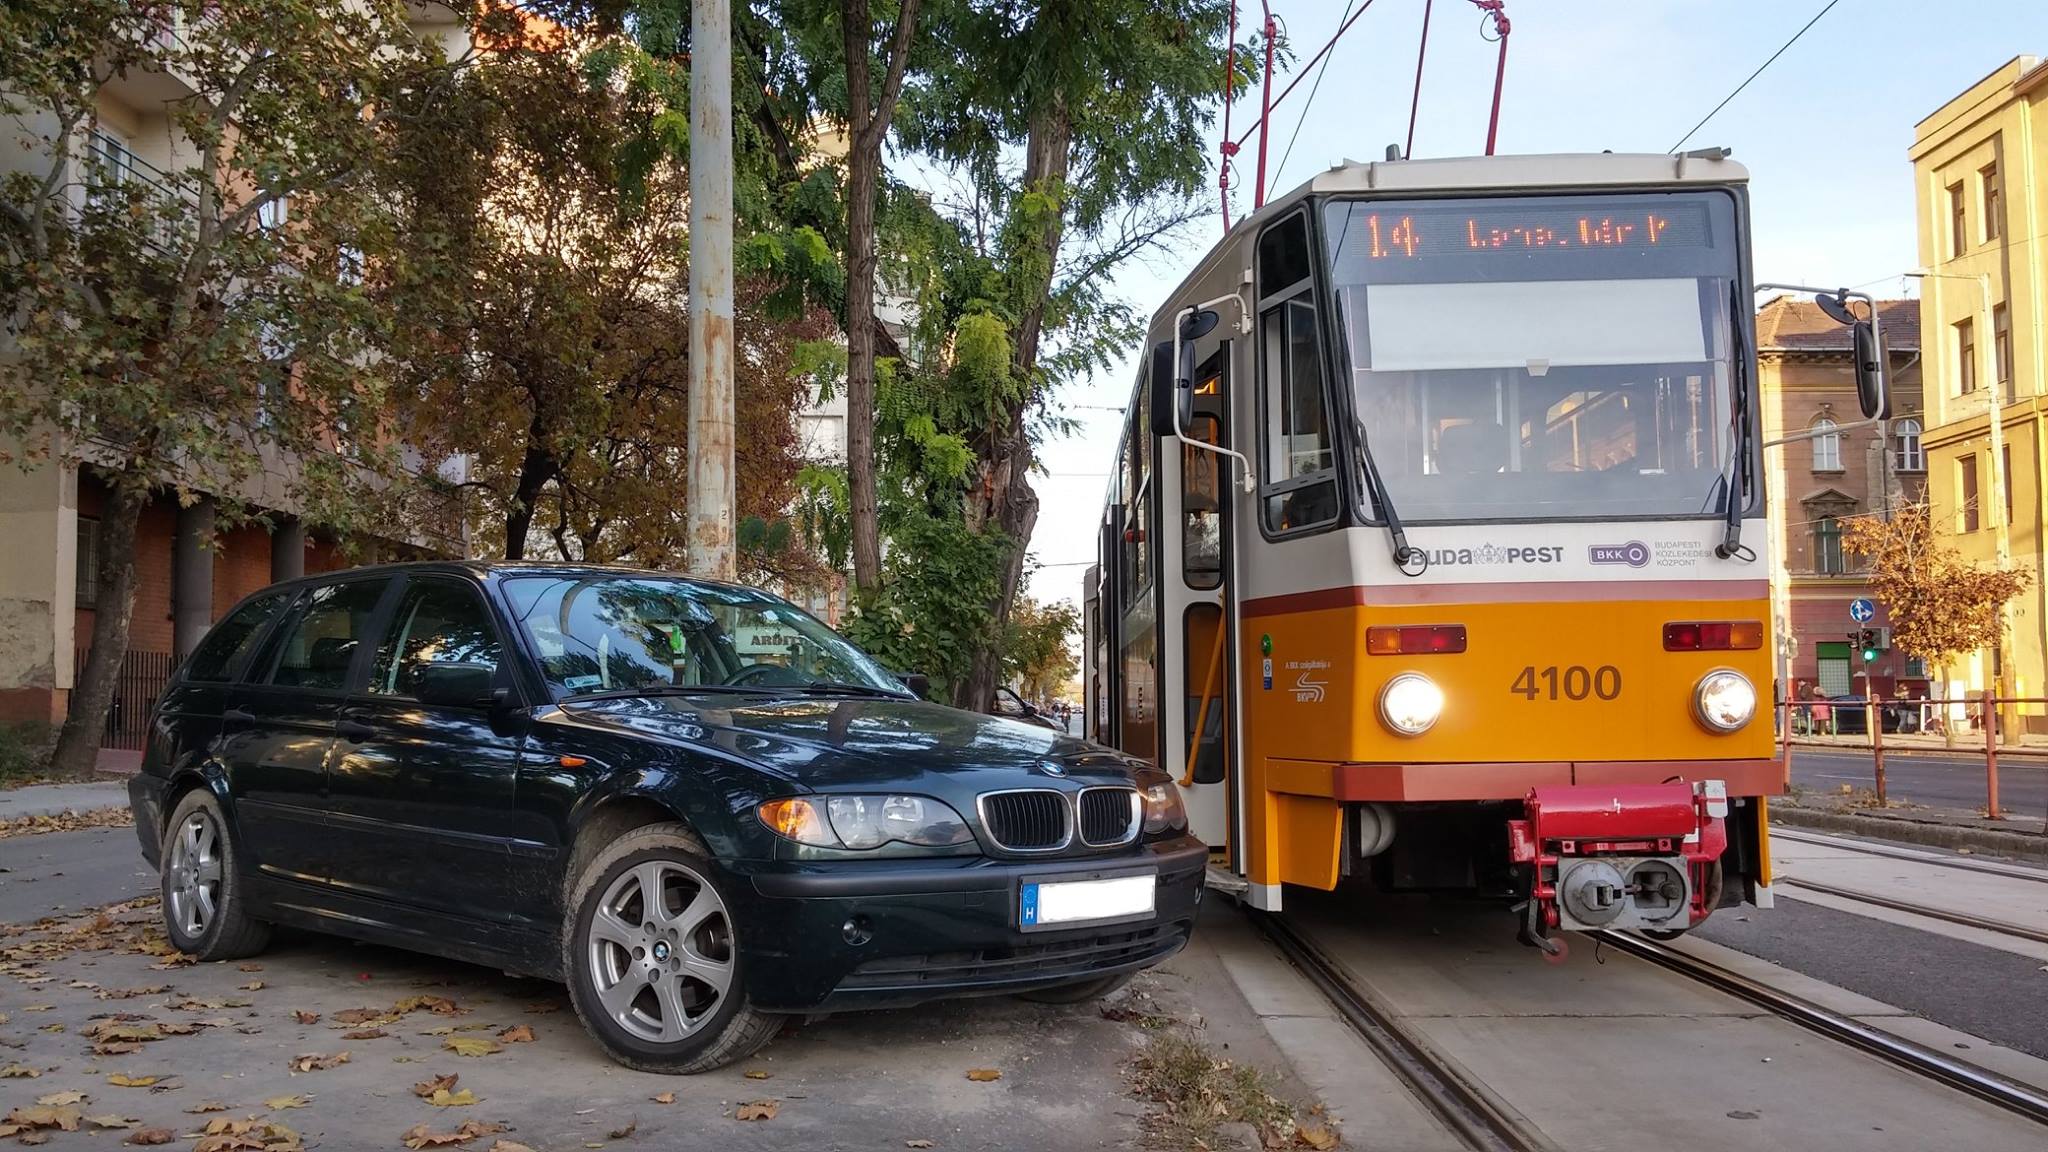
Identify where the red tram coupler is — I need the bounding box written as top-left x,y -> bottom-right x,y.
1507,781 -> 1730,933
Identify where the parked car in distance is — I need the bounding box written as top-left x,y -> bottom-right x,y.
1824,695 -> 1920,735
128,562 -> 1205,1073
992,685 -> 1064,731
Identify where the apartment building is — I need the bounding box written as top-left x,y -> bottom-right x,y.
1758,297 -> 1926,699
1910,56 -> 2048,720
0,5 -> 471,750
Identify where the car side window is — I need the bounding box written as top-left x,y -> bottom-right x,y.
183,592 -> 289,683
368,579 -> 502,698
261,579 -> 391,691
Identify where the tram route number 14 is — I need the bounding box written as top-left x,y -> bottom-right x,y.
1511,665 -> 1622,701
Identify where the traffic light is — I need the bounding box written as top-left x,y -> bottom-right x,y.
1858,629 -> 1880,663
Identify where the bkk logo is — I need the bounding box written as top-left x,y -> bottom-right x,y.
1421,544 -> 1565,566
1588,541 -> 1652,568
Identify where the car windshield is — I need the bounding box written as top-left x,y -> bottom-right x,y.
1323,191 -> 1745,523
501,575 -> 904,698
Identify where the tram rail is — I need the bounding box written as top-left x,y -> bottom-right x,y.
1251,910 -> 1559,1152
1775,876 -> 2048,946
1769,827 -> 2048,884
1590,930 -> 2048,1127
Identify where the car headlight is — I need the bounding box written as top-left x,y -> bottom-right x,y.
1378,673 -> 1443,736
1693,670 -> 1756,733
758,795 -> 974,849
1139,779 -> 1188,835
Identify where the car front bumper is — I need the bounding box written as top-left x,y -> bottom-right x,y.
727,835 -> 1208,1012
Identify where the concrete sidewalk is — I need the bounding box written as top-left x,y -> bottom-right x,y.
0,778 -> 129,819
1772,793 -> 2048,860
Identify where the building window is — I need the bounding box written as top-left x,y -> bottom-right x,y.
1811,418 -> 1841,471
257,195 -> 289,231
2004,443 -> 2014,526
1994,302 -> 2011,397
1814,516 -> 1846,575
1982,161 -> 2002,242
1949,181 -> 1968,257
1895,418 -> 1924,471
75,517 -> 100,607
1959,453 -> 1981,533
1957,317 -> 1976,394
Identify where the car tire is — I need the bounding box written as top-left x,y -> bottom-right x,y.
1017,972 -> 1136,1005
159,789 -> 271,961
562,823 -> 780,1074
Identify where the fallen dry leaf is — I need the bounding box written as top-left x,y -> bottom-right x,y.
239,981 -> 264,991
964,1069 -> 1001,1082
238,964 -> 263,972
184,1102 -> 230,1114
742,1070 -> 772,1080
0,1104 -> 82,1133
1296,1124 -> 1340,1150
401,1120 -> 507,1149
608,1119 -> 637,1139
341,1028 -> 388,1040
93,1041 -> 145,1056
293,1011 -> 320,1025
2,1064 -> 43,1078
734,1100 -> 778,1122
906,1142 -> 935,1150
126,1129 -> 175,1146
496,1025 -> 534,1044
393,995 -> 461,1017
427,1089 -> 479,1108
106,1073 -> 160,1087
413,1074 -> 460,1098
484,1142 -> 536,1152
330,1007 -> 390,1026
85,1114 -> 139,1130
288,1052 -> 350,1073
650,1092 -> 674,1105
264,1094 -> 312,1110
442,1036 -> 500,1058
34,1091 -> 86,1107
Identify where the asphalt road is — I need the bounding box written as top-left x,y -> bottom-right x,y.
0,823 -> 154,921
1789,747 -> 2047,816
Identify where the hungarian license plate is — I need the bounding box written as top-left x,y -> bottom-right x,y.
1019,871 -> 1156,930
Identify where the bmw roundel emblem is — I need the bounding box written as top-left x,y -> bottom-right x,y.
1039,761 -> 1067,777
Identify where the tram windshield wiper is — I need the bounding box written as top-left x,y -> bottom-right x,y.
1715,280 -> 1754,560
1353,416 -> 1427,577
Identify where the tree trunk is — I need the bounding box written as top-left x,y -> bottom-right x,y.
845,136 -> 883,592
957,98 -> 1071,713
48,476 -> 148,781
503,441 -> 553,561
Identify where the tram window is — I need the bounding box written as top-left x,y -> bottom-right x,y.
1122,404 -> 1153,600
1258,214 -> 1313,296
1183,415 -> 1223,588
1260,299 -> 1340,534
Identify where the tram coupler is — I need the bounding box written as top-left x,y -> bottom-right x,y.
1507,781 -> 1729,944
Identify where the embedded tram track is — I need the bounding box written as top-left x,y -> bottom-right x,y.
1589,929 -> 2048,1128
1775,876 -> 2048,946
1250,910 -> 1560,1152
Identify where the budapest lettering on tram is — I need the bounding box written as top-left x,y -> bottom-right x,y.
1081,151 -> 1886,953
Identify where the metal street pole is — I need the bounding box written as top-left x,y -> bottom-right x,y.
686,0 -> 737,580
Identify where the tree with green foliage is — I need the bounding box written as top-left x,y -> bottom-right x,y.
1006,592 -> 1079,705
0,0 -> 446,777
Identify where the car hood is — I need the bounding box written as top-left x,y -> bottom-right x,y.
551,693 -> 1141,790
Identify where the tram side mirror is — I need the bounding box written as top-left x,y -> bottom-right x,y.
1172,309 -> 1221,431
1851,319 -> 1888,420
1147,340 -> 1176,439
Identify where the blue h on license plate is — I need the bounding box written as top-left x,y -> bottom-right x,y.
1019,872 -> 1157,930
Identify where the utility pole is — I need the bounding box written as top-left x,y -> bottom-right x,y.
686,0 -> 737,580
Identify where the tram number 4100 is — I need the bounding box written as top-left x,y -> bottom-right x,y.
1510,665 -> 1621,701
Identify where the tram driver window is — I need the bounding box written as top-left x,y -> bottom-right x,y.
1259,299 -> 1340,533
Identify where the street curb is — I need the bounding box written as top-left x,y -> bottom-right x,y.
1782,738 -> 2048,760
1771,805 -> 2048,861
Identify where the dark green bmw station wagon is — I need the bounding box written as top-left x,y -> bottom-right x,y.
128,562 -> 1205,1072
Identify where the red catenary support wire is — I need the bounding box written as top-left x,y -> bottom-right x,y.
1470,0 -> 1510,156
1254,2 -> 1277,210
1219,0 -> 1239,231
1231,1 -> 1380,208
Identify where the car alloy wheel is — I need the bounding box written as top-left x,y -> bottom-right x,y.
166,810 -> 224,939
584,859 -> 735,1044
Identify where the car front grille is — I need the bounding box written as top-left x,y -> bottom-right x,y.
1078,787 -> 1139,846
835,921 -> 1190,991
978,789 -> 1070,852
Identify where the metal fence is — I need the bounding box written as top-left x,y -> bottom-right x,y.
75,648 -> 176,752
1777,693 -> 2048,827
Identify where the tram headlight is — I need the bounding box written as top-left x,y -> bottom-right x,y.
1378,673 -> 1443,736
1693,670 -> 1756,733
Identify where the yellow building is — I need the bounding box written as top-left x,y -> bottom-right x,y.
1910,56 -> 2048,725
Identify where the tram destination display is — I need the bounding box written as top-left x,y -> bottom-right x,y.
1354,199 -> 1713,261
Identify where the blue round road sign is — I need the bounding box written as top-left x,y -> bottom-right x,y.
1849,598 -> 1876,623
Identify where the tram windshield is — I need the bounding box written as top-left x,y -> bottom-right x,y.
1323,191 -> 1747,524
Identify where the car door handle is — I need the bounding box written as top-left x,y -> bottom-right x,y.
336,719 -> 376,742
223,708 -> 255,723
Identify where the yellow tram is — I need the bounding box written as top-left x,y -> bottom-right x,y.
1083,151 -> 1886,950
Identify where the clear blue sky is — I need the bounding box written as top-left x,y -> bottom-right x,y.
1028,0 -> 2048,613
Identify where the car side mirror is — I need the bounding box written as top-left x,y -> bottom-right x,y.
416,662 -> 495,708
1851,319 -> 1888,420
900,672 -> 931,698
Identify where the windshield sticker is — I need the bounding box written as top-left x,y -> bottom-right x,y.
563,674 -> 601,692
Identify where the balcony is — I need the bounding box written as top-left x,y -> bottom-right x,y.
98,5 -> 200,111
